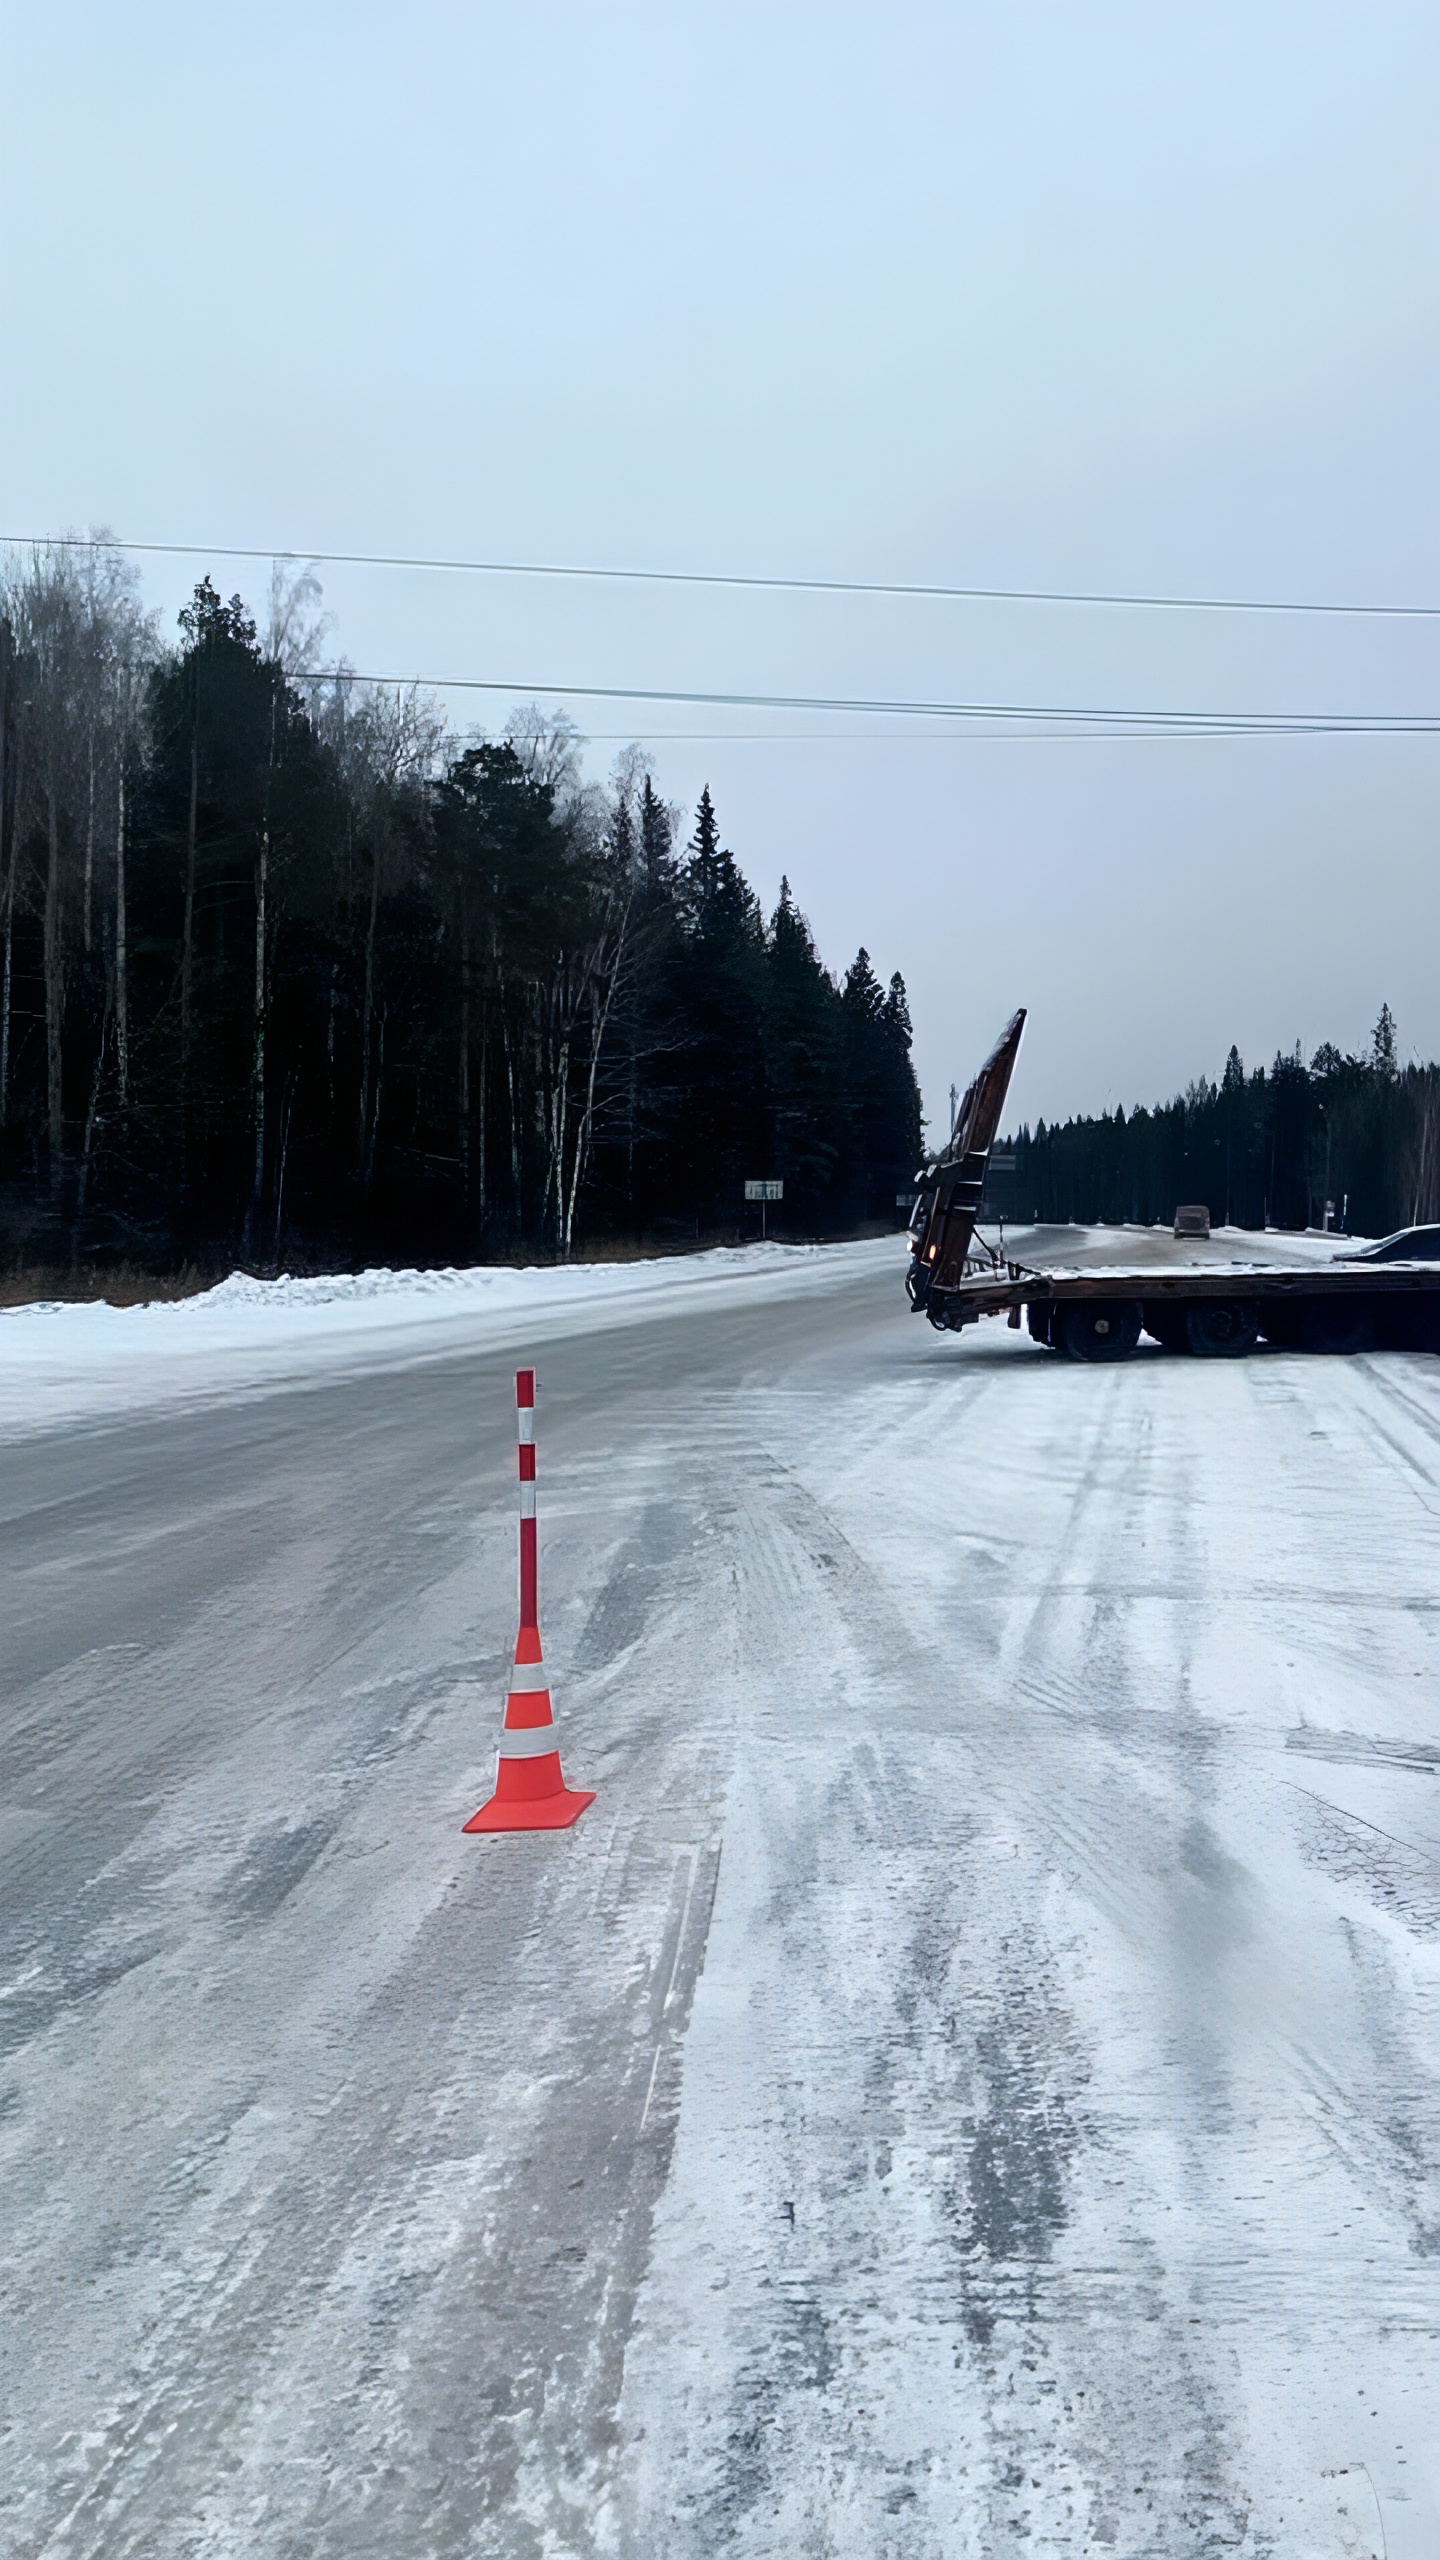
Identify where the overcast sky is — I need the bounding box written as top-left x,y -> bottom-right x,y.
3,0 -> 1436,1136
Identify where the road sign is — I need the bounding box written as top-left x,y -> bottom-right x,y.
745,1177 -> 783,1238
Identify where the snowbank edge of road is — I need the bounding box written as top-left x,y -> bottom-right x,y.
1,1236 -> 903,1443
0,1221 -> 1373,1444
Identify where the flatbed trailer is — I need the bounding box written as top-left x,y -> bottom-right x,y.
907,1011 -> 1440,1359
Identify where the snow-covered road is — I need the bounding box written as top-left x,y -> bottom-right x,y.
4,1239 -> 1438,2556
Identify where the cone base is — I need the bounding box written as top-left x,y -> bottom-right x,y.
463,1787 -> 595,1834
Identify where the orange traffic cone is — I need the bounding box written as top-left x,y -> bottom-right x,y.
464,1369 -> 595,1834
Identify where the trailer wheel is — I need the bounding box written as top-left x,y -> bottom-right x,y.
1053,1299 -> 1142,1362
1026,1302 -> 1055,1347
1300,1298 -> 1376,1355
1184,1300 -> 1259,1358
1378,1298 -> 1440,1353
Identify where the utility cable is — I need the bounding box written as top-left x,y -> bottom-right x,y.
6,530 -> 1438,621
293,668 -> 1440,734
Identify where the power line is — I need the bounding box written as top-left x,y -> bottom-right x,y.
453,730 -> 1380,743
7,530 -> 1439,622
296,669 -> 1440,735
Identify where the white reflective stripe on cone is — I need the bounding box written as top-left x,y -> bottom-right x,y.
506,1660 -> 548,1692
519,1483 -> 536,1518
517,1409 -> 534,1443
497,1724 -> 561,1759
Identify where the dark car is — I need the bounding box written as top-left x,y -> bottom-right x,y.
1340,1225 -> 1440,1264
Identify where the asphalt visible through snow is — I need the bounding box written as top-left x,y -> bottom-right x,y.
3,1242 -> 1439,2557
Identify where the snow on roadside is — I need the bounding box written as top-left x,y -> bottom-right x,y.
1003,1220 -> 1377,1273
0,1237 -> 900,1442
0,1222 -> 1377,1443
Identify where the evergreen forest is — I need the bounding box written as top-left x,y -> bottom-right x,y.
992,1007 -> 1440,1239
0,544 -> 922,1275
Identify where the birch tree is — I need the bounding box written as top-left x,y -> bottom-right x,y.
0,539 -> 154,1217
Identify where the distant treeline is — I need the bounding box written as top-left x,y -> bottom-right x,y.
993,1014 -> 1440,1236
0,542 -> 920,1271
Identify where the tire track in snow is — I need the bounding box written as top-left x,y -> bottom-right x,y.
612,1331 -> 1440,2552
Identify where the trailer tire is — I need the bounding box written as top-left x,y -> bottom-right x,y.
1378,1298 -> 1440,1353
1300,1297 -> 1376,1355
1184,1299 -> 1259,1358
1026,1302 -> 1055,1347
1053,1299 -> 1142,1362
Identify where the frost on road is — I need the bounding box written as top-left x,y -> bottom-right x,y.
3,1238 -> 1438,2557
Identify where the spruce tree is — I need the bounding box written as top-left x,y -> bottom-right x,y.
767,881 -> 840,1212
1372,1003 -> 1398,1078
681,785 -> 762,948
670,788 -> 765,1223
639,775 -> 673,889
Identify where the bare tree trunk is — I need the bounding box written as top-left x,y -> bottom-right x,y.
83,730 -> 95,953
543,1028 -> 571,1247
0,709 -> 22,1128
43,777 -> 64,1209
74,993 -> 110,1248
476,1016 -> 488,1241
626,1040 -> 637,1216
359,837 -> 381,1179
561,1020 -> 590,1260
1404,1070 -> 1424,1228
503,1008 -> 522,1222
367,1006 -> 386,1182
249,680 -> 280,1242
533,996 -> 548,1183
181,714 -> 198,1056
0,890 -> 11,1128
562,923 -> 627,1260
115,759 -> 128,1103
459,893 -> 471,1204
531,981 -> 558,1241
273,1071 -> 296,1263
251,820 -> 268,1228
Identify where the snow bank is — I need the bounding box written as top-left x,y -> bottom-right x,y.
0,1237 -> 899,1442
0,1222 -> 1376,1444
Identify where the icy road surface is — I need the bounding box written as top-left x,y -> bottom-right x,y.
3,1235 -> 1438,2558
